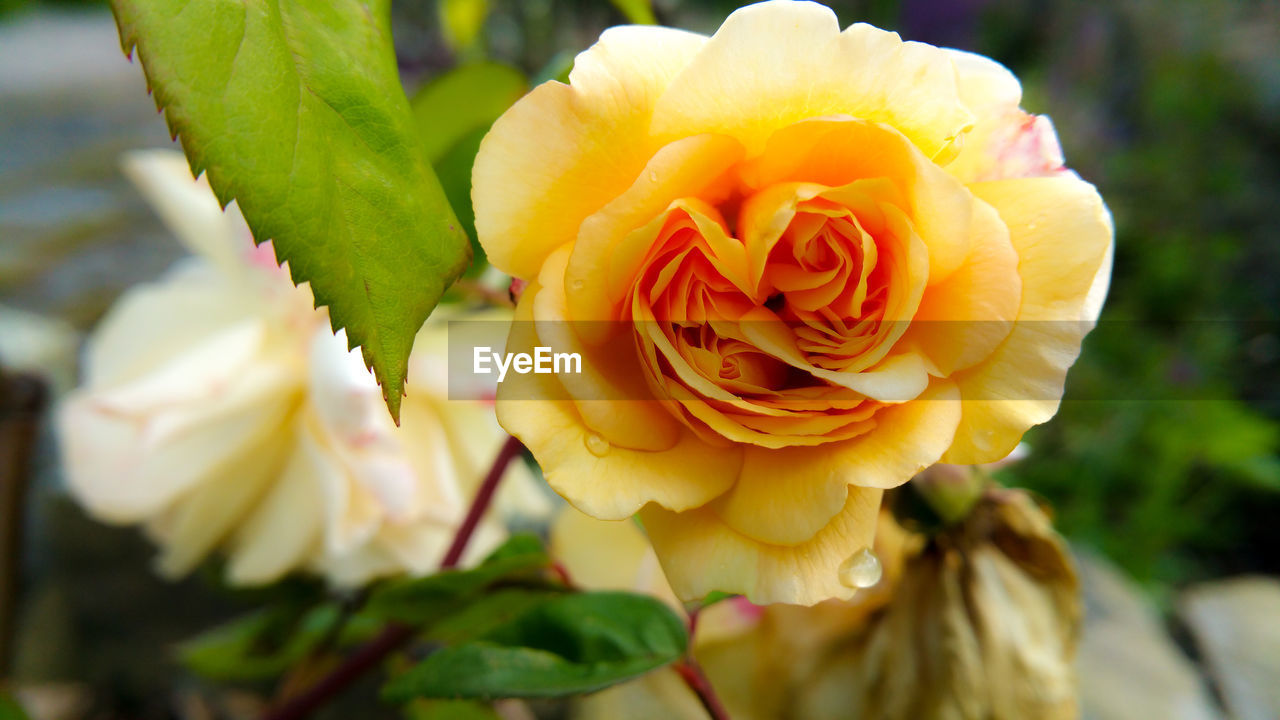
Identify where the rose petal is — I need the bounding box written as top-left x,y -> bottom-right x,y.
650,1 -> 972,158
641,484 -> 883,605
709,380 -> 960,546
943,174 -> 1113,463
474,26 -> 708,279
497,288 -> 742,519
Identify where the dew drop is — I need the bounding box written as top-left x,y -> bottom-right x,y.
838,547 -> 882,589
585,432 -> 611,457
648,170 -> 660,183
570,278 -> 586,291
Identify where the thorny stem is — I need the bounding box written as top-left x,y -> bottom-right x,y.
675,605 -> 733,720
259,435 -> 525,720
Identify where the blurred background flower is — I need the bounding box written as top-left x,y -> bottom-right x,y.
58,150 -> 547,587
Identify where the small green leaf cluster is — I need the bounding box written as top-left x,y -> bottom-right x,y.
179,536 -> 688,707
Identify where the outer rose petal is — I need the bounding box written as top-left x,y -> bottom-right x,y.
59,331 -> 299,521
473,26 -> 707,279
144,428 -> 288,577
943,175 -> 1113,463
650,1 -> 972,158
946,48 -> 1023,111
641,485 -> 883,606
550,507 -> 678,606
710,381 -> 960,546
84,264 -> 268,388
121,150 -> 253,278
226,419 -> 328,584
496,289 -> 742,519
944,49 -> 1066,184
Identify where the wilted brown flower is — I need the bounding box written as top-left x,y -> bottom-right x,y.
795,487 -> 1081,720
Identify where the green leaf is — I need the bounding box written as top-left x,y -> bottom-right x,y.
364,534 -> 553,625
406,699 -> 500,720
424,588 -> 563,645
479,533 -> 545,563
180,603 -> 377,682
609,0 -> 656,25
411,62 -> 526,257
438,0 -> 489,55
0,692 -> 29,720
110,0 -> 471,422
412,62 -> 526,165
532,50 -> 575,86
694,591 -> 738,609
383,592 -> 688,701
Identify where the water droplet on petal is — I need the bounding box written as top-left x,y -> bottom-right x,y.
648,170 -> 659,183
585,432 -> 610,457
838,547 -> 882,589
570,278 -> 586,291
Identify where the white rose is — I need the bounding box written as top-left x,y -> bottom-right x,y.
58,150 -> 547,587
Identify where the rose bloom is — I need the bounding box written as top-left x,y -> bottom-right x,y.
474,0 -> 1112,603
58,150 -> 545,587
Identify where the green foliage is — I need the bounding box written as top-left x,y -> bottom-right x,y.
411,62 -> 526,256
609,0 -> 656,25
109,0 -> 472,422
180,536 -> 684,704
0,692 -> 29,720
383,592 -> 687,701
179,602 -> 380,682
406,699 -> 501,720
412,63 -> 526,164
438,0 -> 489,55
981,0 -> 1280,586
364,534 -> 555,625
532,50 -> 576,86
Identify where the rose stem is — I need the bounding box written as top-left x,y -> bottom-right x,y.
674,604 -> 733,720
260,434 -> 525,720
439,434 -> 523,569
0,371 -> 46,677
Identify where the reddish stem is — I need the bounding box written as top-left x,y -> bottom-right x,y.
260,435 -> 525,720
440,435 -> 524,569
674,604 -> 732,720
674,660 -> 732,720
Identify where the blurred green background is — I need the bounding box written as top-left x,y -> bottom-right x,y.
2,0 -> 1278,718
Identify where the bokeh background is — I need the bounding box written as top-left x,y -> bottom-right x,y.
1,0 -> 1278,718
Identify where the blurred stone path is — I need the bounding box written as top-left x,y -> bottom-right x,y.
1076,552 -> 1222,720
1180,577 -> 1280,720
1,8 -> 184,332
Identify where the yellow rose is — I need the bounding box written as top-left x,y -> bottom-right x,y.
58,150 -> 546,587
473,0 -> 1112,604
